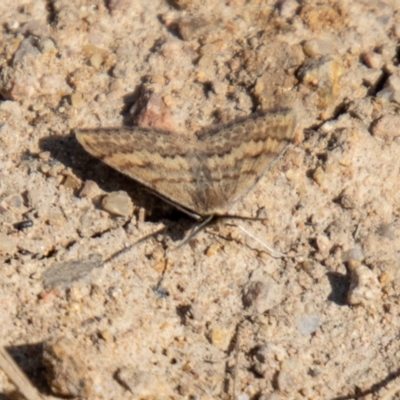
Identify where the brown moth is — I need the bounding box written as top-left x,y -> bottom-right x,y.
76,110 -> 296,223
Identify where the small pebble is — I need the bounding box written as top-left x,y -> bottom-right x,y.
39,151 -> 51,161
7,20 -> 20,31
363,51 -> 382,69
40,164 -> 51,175
38,38 -> 56,54
316,234 -> 330,257
348,264 -> 381,307
208,323 -> 235,351
13,37 -> 40,63
242,280 -> 281,314
176,16 -> 210,41
297,313 -> 320,335
376,223 -> 395,240
42,254 -> 103,289
303,39 -> 333,57
5,194 -> 24,209
342,245 -> 364,263
340,192 -> 356,209
90,52 -> 103,69
379,271 -> 393,285
252,343 -> 282,378
298,56 -> 343,109
102,191 -> 134,217
43,336 -> 93,398
312,166 -> 326,186
63,174 -> 81,191
371,114 -> 400,142
279,0 -> 298,19
116,369 -> 171,397
71,92 -> 86,109
79,180 -> 101,199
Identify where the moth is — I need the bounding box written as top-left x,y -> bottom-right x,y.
76,110 -> 296,227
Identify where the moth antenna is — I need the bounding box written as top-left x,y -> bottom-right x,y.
234,224 -> 287,258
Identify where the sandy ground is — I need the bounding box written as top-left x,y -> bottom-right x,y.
1,0 -> 400,399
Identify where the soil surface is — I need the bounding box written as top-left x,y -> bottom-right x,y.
1,1 -> 400,399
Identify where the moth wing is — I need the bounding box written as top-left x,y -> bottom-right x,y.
76,127 -> 203,216
198,110 -> 296,215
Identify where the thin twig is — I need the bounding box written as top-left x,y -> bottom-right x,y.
0,346 -> 44,400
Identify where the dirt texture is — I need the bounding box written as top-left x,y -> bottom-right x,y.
1,0 -> 400,399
